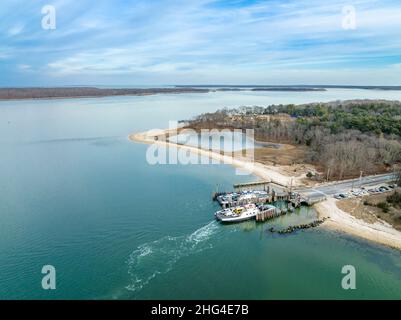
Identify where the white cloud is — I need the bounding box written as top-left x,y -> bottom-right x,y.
7,24 -> 24,37
3,0 -> 401,85
17,64 -> 32,71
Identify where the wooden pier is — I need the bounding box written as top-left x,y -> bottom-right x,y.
256,205 -> 277,222
233,181 -> 271,191
233,181 -> 287,192
255,205 -> 295,222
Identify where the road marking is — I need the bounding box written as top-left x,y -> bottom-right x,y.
295,174 -> 395,198
310,189 -> 328,196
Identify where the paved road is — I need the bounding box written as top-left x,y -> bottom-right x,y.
295,173 -> 397,200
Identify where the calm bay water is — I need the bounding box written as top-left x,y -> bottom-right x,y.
1,89 -> 401,299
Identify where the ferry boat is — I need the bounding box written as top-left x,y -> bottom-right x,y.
215,204 -> 260,223
216,190 -> 269,207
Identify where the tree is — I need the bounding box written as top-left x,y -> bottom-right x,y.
396,168 -> 401,186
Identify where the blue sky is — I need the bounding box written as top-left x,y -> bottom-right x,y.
1,0 -> 401,86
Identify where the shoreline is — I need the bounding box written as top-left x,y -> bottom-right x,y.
0,93 -> 156,102
315,198 -> 401,250
129,129 -> 303,187
0,87 -> 209,101
3,87 -> 401,102
129,128 -> 401,251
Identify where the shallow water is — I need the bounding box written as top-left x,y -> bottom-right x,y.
1,89 -> 401,299
169,131 -> 261,152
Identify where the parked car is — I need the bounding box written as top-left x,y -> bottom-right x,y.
334,193 -> 346,199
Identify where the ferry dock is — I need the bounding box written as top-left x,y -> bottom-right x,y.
212,181 -> 303,223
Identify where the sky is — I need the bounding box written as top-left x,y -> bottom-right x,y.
1,0 -> 401,86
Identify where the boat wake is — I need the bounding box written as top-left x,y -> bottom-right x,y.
126,221 -> 220,293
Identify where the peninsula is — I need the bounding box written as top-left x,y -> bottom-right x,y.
130,99 -> 401,250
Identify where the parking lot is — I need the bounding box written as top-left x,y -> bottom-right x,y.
295,173 -> 397,203
334,184 -> 398,200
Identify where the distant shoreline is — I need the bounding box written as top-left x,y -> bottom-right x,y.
177,85 -> 401,90
0,87 -> 209,101
2,85 -> 401,101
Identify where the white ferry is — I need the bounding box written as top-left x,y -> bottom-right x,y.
215,204 -> 260,223
216,190 -> 268,207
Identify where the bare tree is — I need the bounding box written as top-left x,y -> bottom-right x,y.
396,168 -> 401,186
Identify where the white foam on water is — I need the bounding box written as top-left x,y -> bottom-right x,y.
126,221 -> 219,293
138,246 -> 153,257
187,220 -> 219,245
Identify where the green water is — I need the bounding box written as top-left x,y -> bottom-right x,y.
1,90 -> 401,300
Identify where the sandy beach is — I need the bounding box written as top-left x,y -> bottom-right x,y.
130,128 -> 401,251
315,198 -> 401,250
129,129 -> 304,187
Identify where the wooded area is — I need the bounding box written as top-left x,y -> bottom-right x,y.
0,87 -> 209,100
188,100 -> 401,180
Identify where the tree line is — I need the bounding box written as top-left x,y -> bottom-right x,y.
189,100 -> 401,180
